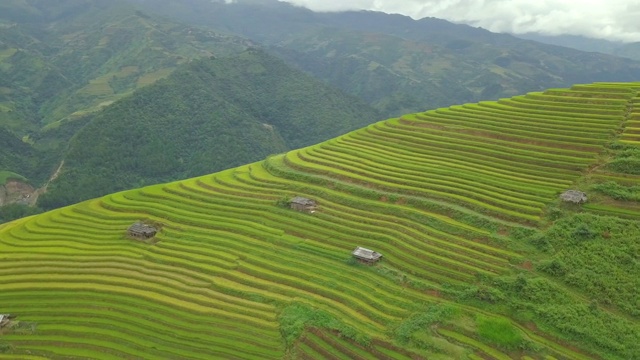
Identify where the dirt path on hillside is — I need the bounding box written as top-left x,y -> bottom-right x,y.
28,160 -> 65,206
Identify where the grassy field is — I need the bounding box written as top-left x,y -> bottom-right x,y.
0,171 -> 27,186
136,68 -> 174,87
0,82 -> 639,359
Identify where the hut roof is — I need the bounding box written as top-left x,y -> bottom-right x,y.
352,246 -> 382,261
290,196 -> 316,206
128,222 -> 157,235
560,190 -> 587,204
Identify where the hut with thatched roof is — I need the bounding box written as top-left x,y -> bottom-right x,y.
0,314 -> 14,328
127,222 -> 157,240
560,190 -> 587,204
290,196 -> 317,213
352,246 -> 382,264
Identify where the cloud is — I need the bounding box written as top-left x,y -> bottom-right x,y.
279,0 -> 640,42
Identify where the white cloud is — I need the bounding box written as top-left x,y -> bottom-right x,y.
279,0 -> 640,42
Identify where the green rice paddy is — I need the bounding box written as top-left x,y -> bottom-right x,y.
1,82 -> 639,359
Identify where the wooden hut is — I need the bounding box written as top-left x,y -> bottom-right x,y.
127,222 -> 157,240
352,246 -> 382,264
0,314 -> 13,328
290,196 -> 317,213
560,190 -> 587,204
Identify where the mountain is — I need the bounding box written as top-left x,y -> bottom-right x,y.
0,0 -> 384,214
614,42 -> 640,61
515,33 -> 640,61
514,33 -> 625,54
132,0 -> 640,117
0,0 -> 250,137
0,0 -> 252,185
0,81 -> 638,359
37,49 -> 382,209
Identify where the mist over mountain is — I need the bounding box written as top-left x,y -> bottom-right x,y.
278,0 -> 640,43
515,33 -> 640,61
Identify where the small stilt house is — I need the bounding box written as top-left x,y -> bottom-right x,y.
352,246 -> 382,264
560,190 -> 587,204
127,222 -> 157,240
290,196 -> 317,213
0,314 -> 13,328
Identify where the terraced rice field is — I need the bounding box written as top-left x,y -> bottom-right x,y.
136,68 -> 174,87
0,82 -> 638,359
79,75 -> 115,97
621,85 -> 640,145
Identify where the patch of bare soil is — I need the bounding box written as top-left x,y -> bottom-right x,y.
521,260 -> 533,271
0,160 -> 65,207
425,289 -> 442,298
0,180 -> 36,206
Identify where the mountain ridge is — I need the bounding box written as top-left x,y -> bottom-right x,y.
134,0 -> 640,117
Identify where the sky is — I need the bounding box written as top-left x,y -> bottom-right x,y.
279,0 -> 640,43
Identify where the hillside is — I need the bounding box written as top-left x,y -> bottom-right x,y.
0,0 -> 249,135
0,82 -> 638,359
4,0 -> 640,210
0,0 -> 387,215
0,128 -> 38,182
133,0 -> 640,117
37,50 -> 382,210
0,0 -> 251,191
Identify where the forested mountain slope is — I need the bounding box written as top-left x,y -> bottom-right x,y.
0,82 -> 638,359
0,0 -> 251,188
0,128 -> 39,182
0,0 -> 248,136
135,0 -> 640,116
0,0 -> 383,217
39,49 -> 381,209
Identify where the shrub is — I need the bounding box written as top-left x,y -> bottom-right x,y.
278,303 -> 368,347
275,195 -> 291,208
591,181 -> 640,201
510,227 -> 537,241
605,145 -> 640,174
476,315 -> 523,350
572,224 -> 596,241
393,305 -> 458,345
528,234 -> 554,252
537,258 -> 567,277
458,285 -> 505,303
546,206 -> 564,221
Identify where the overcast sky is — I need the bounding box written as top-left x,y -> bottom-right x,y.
279,0 -> 640,42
